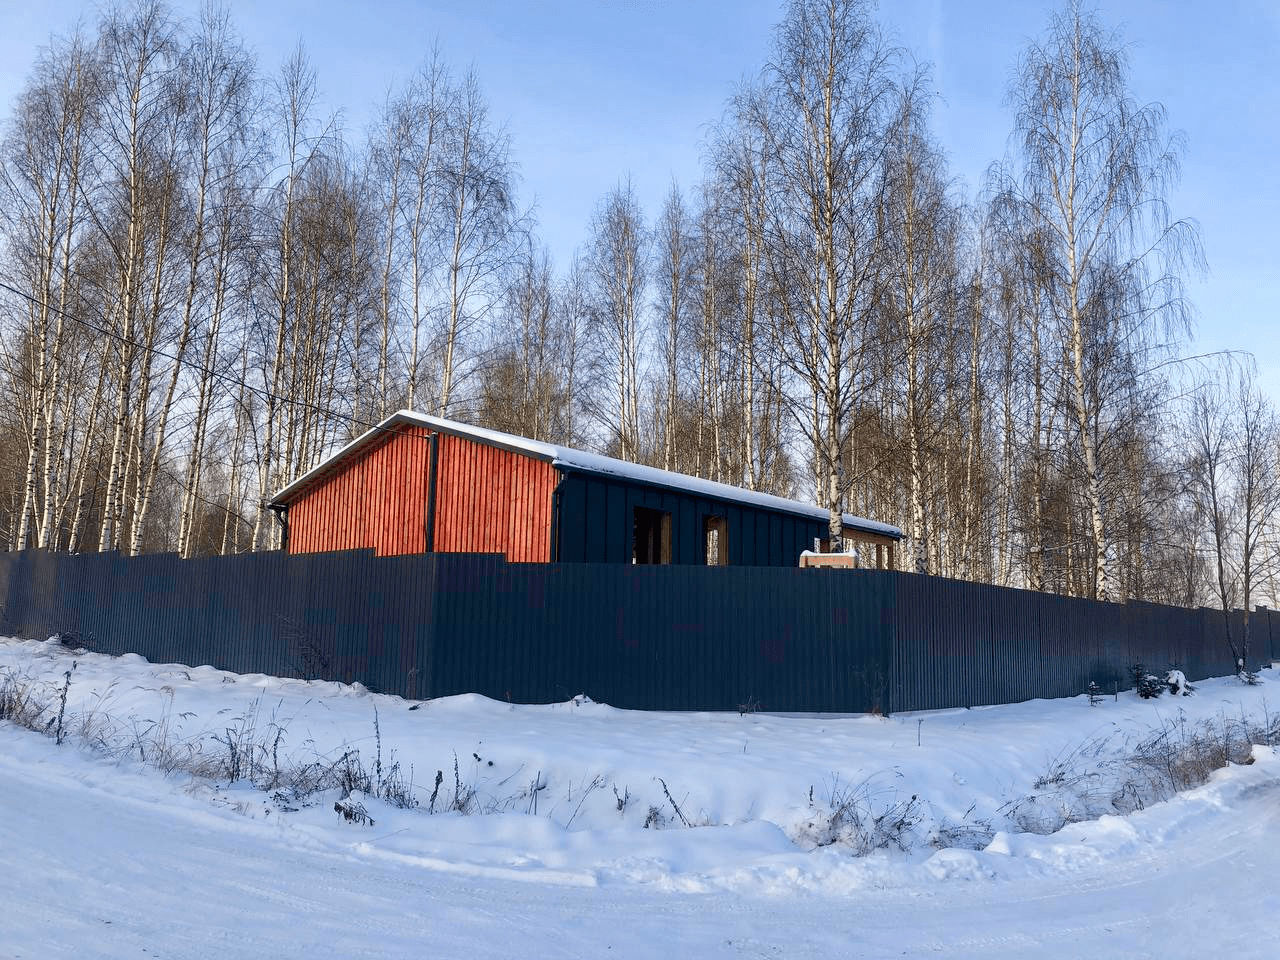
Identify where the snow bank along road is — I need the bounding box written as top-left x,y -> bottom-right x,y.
2,637 -> 1279,958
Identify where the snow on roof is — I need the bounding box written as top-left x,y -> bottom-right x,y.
270,409 -> 903,540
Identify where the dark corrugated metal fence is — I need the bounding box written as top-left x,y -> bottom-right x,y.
0,550 -> 1270,712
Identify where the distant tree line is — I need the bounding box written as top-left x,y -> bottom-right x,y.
1,0 -> 1276,626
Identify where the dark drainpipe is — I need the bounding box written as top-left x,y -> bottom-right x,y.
549,466 -> 574,563
267,503 -> 289,553
424,431 -> 440,552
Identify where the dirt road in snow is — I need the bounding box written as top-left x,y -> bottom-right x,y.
3,727 -> 1278,959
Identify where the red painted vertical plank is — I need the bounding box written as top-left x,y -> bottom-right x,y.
375,436 -> 385,553
468,440 -> 476,548
346,450 -> 355,550
312,472 -> 321,552
309,481 -> 319,553
385,431 -> 394,552
382,433 -> 392,554
394,433 -> 403,553
406,429 -> 415,553
439,435 -> 451,552
470,440 -> 482,550
457,438 -> 469,551
450,437 -> 461,552
357,449 -> 366,549
442,435 -> 452,552
445,435 -> 456,551
511,452 -> 521,560
535,457 -> 545,561
381,431 -> 391,553
454,437 -> 466,551
402,428 -> 414,552
524,454 -> 534,561
426,429 -> 434,552
492,447 -> 503,554
527,453 -> 540,562
509,452 -> 518,560
528,456 -> 538,560
517,453 -> 530,561
478,443 -> 486,550
336,457 -> 347,549
372,439 -> 380,550
392,428 -> 404,555
395,431 -> 403,552
310,489 -> 319,552
369,436 -> 379,553
507,450 -> 517,558
495,449 -> 507,556
412,426 -> 424,553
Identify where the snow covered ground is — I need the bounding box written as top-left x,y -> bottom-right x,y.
2,635 -> 1279,958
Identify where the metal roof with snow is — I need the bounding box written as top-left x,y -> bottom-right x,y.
269,410 -> 902,543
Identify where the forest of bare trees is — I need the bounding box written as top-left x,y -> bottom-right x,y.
1,0 -> 1276,614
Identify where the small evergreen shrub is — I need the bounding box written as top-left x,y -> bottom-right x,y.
1131,663 -> 1164,699
1136,673 -> 1165,699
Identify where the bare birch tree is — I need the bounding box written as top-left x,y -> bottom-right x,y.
877,77 -> 960,573
1187,377 -> 1239,657
435,68 -> 518,418
554,254 -> 592,446
757,0 -> 901,547
0,28 -> 100,551
251,43 -> 326,549
690,183 -> 728,482
479,240 -> 571,442
368,50 -> 453,414
653,181 -> 694,473
138,2 -> 258,556
1007,2 -> 1201,599
586,179 -> 647,461
83,0 -> 187,554
1190,367 -> 1280,676
1233,373 -> 1280,672
711,88 -> 790,495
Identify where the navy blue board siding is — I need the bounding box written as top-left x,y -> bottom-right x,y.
552,473 -> 823,567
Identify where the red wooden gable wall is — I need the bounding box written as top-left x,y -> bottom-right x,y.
432,433 -> 556,562
286,426 -> 557,562
289,425 -> 430,556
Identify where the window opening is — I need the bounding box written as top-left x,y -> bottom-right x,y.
704,515 -> 728,566
633,506 -> 671,564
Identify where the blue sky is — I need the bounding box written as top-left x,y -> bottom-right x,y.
2,0 -> 1276,398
